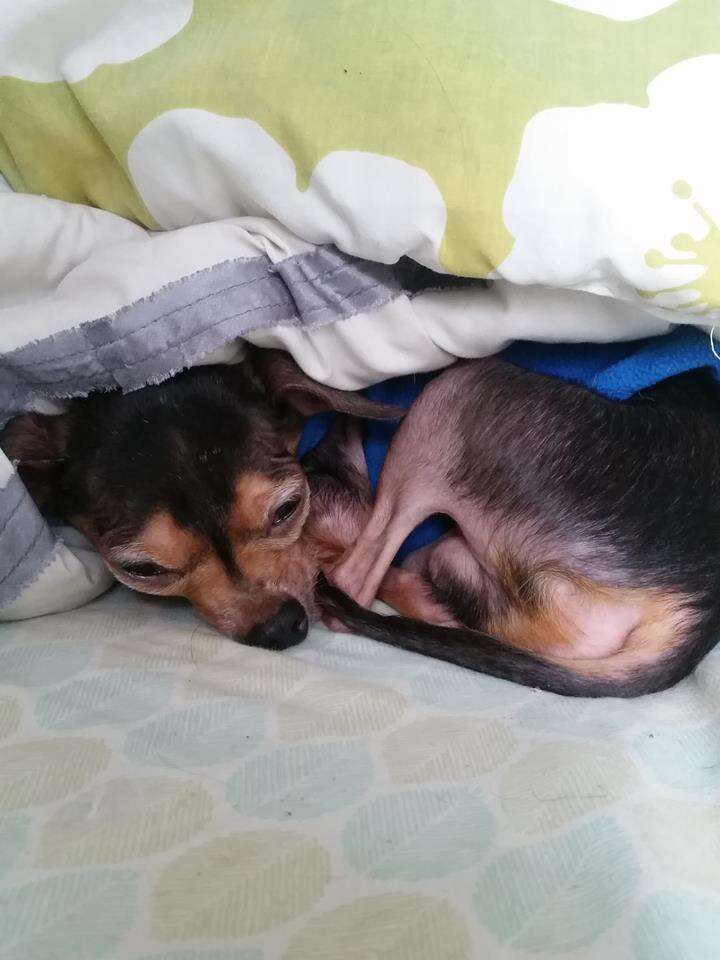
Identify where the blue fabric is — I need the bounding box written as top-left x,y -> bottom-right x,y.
299,326 -> 719,562
500,325 -> 720,400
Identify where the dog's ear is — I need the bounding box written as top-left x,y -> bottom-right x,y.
0,412 -> 70,508
249,347 -> 402,420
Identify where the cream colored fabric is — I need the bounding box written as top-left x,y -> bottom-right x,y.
1,586 -> 718,958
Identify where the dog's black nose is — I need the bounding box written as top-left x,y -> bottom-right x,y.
243,599 -> 309,650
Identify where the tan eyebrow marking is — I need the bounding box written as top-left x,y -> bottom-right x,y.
129,510 -> 203,570
231,472 -> 305,533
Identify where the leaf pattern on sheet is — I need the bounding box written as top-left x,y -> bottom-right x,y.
633,890 -> 720,960
184,646 -> 309,701
634,719 -> 720,791
138,951 -> 263,960
342,787 -> 494,880
631,799 -> 720,890
474,816 -> 640,951
35,669 -> 174,729
474,818 -> 639,953
125,698 -> 266,767
297,628 -> 423,681
152,831 -> 330,940
0,737 -> 110,810
0,813 -> 28,879
0,641 -> 94,687
499,741 -> 639,834
283,892 -> 472,960
35,776 -> 213,867
277,680 -> 406,741
410,664 -> 531,713
515,695 -> 642,738
0,696 -> 21,740
227,741 -> 373,819
383,716 -> 516,784
0,868 -> 138,960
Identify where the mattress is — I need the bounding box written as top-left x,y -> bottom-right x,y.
1,585 -> 718,960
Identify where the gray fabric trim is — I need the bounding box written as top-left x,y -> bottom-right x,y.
0,246 -> 399,427
0,472 -> 58,606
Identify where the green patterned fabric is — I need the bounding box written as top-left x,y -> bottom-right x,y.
1,586 -> 719,958
2,0 -> 720,319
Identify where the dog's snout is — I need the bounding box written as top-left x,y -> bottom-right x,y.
243,599 -> 309,650
273,599 -> 309,643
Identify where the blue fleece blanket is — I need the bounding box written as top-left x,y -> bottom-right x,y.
299,326 -> 720,561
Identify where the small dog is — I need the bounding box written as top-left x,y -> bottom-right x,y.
3,348 -> 720,697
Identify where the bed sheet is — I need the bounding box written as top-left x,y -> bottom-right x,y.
1,586 -> 718,959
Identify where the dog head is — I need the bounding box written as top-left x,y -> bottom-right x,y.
0,349 -> 398,647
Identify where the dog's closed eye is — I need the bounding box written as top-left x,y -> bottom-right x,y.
118,560 -> 172,579
107,552 -> 184,596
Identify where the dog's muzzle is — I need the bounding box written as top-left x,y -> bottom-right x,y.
242,599 -> 309,650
